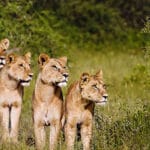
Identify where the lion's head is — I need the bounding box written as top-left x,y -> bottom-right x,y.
79,70 -> 108,105
0,38 -> 10,68
6,52 -> 33,86
38,53 -> 69,87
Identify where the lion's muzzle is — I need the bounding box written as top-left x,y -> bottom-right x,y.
0,56 -> 6,68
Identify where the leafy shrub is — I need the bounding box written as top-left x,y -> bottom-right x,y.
56,0 -> 129,42
106,0 -> 150,28
0,1 -> 68,56
123,18 -> 150,90
32,0 -> 149,43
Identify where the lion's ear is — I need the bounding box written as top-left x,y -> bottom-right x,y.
95,70 -> 103,80
80,72 -> 90,87
1,38 -> 10,50
59,56 -> 67,65
25,52 -> 31,64
6,53 -> 16,64
38,53 -> 49,67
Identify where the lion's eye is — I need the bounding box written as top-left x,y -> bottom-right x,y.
92,84 -> 98,90
19,64 -> 23,67
52,65 -> 59,70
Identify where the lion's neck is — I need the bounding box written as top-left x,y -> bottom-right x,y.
0,67 -> 19,90
35,73 -> 58,102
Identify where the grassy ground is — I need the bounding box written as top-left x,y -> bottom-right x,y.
0,44 -> 149,150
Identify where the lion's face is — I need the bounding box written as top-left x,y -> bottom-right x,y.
6,52 -> 33,86
0,38 -> 9,69
79,71 -> 108,105
38,53 -> 69,87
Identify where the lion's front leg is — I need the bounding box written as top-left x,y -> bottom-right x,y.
65,121 -> 77,150
9,106 -> 21,143
0,107 -> 9,142
49,121 -> 61,150
34,122 -> 46,150
81,122 -> 92,150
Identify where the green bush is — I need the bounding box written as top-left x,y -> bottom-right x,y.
32,0 -> 149,43
123,18 -> 150,89
0,1 -> 68,56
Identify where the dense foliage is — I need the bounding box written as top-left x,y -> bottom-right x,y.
0,0 -> 148,54
34,0 -> 149,42
33,0 -> 149,28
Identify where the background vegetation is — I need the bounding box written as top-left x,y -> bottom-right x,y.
0,0 -> 149,149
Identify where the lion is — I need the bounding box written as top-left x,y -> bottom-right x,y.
32,53 -> 69,150
0,52 -> 33,143
0,38 -> 10,69
65,70 -> 108,150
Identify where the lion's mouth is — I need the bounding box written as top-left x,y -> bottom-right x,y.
20,79 -> 31,86
95,99 -> 107,105
0,57 -> 6,68
95,94 -> 108,105
96,100 -> 107,103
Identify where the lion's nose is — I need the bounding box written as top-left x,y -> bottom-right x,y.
103,94 -> 108,99
29,73 -> 33,78
63,73 -> 69,78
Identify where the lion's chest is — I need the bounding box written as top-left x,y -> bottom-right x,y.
67,108 -> 92,125
0,89 -> 22,107
34,100 -> 63,126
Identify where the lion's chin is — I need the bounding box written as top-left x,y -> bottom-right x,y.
57,81 -> 67,87
21,82 -> 30,86
0,64 -> 4,69
96,101 -> 107,106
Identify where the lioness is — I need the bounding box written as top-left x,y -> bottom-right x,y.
0,38 -> 10,69
32,53 -> 69,150
0,52 -> 33,143
65,71 -> 108,150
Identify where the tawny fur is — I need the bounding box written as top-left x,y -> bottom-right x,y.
32,53 -> 68,150
0,52 -> 33,143
65,71 -> 108,150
